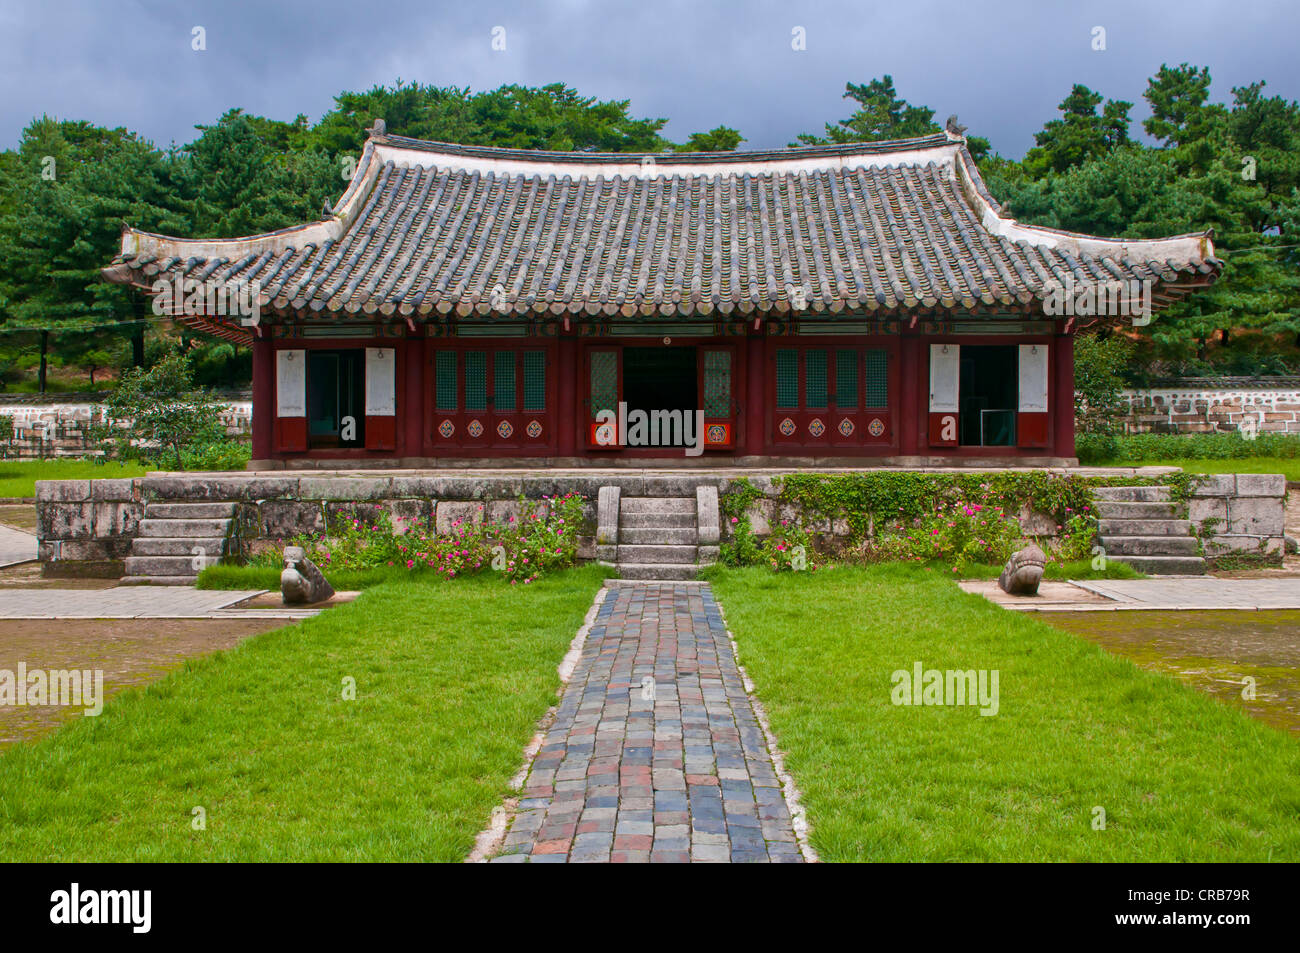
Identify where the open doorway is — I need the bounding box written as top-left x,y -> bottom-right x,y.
622,346 -> 698,445
307,349 -> 365,449
959,345 -> 1017,446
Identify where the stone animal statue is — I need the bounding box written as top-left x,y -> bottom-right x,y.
281,545 -> 335,605
998,542 -> 1046,596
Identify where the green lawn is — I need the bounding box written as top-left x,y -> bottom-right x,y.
0,458 -> 148,498
1137,457 -> 1300,482
707,564 -> 1300,862
197,563 -> 408,591
0,565 -> 604,861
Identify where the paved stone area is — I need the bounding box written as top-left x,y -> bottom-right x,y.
0,587 -> 321,619
492,583 -> 801,863
961,576 -> 1300,611
0,524 -> 37,569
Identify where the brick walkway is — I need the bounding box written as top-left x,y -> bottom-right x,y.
491,583 -> 802,863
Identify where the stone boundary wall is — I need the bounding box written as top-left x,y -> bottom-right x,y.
1119,384 -> 1300,435
0,397 -> 252,459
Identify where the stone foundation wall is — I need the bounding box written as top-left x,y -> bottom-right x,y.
1186,473 -> 1289,561
0,395 -> 252,460
1119,382 -> 1300,435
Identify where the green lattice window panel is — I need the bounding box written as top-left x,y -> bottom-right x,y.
703,350 -> 731,418
523,351 -> 546,411
775,349 -> 798,408
464,352 -> 487,411
590,351 -> 617,419
864,349 -> 888,408
835,349 -> 858,410
494,351 -> 516,411
805,349 -> 828,409
435,351 -> 458,411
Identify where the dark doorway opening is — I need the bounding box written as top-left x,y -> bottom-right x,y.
959,345 -> 1017,446
622,346 -> 698,445
308,349 -> 365,449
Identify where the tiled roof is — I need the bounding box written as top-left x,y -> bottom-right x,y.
103,129 -> 1221,329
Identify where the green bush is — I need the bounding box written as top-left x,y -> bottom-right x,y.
1081,431 -> 1300,463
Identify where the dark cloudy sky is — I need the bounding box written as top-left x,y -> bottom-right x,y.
1,0 -> 1296,157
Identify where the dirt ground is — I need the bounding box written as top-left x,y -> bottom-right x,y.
0,618 -> 285,748
1044,610 -> 1300,735
0,504 -> 37,534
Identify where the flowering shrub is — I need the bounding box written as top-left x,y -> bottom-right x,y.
275,492 -> 586,585
860,499 -> 1024,574
1052,506 -> 1098,563
762,519 -> 817,572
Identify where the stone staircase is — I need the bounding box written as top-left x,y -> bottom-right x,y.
613,495 -> 704,581
1094,485 -> 1205,575
122,502 -> 238,585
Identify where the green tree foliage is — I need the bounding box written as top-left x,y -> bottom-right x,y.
794,76 -> 991,159
1021,85 -> 1132,178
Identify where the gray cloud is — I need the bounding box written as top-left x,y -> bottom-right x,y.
1,0 -> 1296,156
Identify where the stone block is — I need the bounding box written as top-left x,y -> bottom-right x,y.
35,480 -> 90,502
92,501 -> 143,538
435,500 -> 485,534
259,500 -> 326,539
1190,473 -> 1234,497
298,476 -> 393,501
90,478 -> 139,501
696,486 -> 720,545
39,501 -> 94,540
597,486 -> 621,546
1227,497 -> 1285,536
1188,497 -> 1227,530
487,499 -> 524,528
1203,535 -> 1283,557
1234,473 -> 1286,497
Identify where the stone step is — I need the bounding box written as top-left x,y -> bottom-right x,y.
1092,501 -> 1184,520
1097,518 -> 1192,537
619,496 -> 696,515
124,555 -> 219,576
1109,554 -> 1206,576
619,511 -> 696,529
1098,535 -> 1200,556
617,544 -> 698,565
138,518 -> 232,538
131,537 -> 230,557
616,562 -> 700,581
120,574 -> 200,586
619,526 -> 698,545
145,502 -> 237,519
1092,485 -> 1172,503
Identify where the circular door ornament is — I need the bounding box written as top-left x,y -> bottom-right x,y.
868,417 -> 886,437
808,418 -> 825,437
526,420 -> 543,438
837,418 -> 855,437
497,420 -> 514,439
778,417 -> 797,437
438,419 -> 455,438
467,419 -> 484,438
706,424 -> 728,445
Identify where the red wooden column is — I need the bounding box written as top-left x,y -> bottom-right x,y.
250,333 -> 274,465
402,337 -> 424,458
745,334 -> 765,455
898,333 -> 921,456
1053,333 -> 1076,459
557,336 -> 577,457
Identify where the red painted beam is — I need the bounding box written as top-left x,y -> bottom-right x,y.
1053,333 -> 1076,459
251,335 -> 273,463
745,334 -> 764,453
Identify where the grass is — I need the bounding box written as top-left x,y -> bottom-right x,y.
1131,456 -> 1300,483
706,564 -> 1300,862
0,458 -> 148,498
933,558 -> 1143,581
196,563 -> 410,591
0,565 -> 605,861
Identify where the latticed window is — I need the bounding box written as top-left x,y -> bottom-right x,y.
523,351 -> 546,411
775,349 -> 798,408
835,349 -> 858,409
864,349 -> 888,408
590,351 -> 617,418
494,351 -> 516,411
435,351 -> 458,411
703,350 -> 731,418
804,350 -> 828,408
464,352 -> 487,411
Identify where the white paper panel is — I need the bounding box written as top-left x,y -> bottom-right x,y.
276,349 -> 306,417
929,344 -> 960,412
365,347 -> 396,416
1018,344 -> 1049,412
